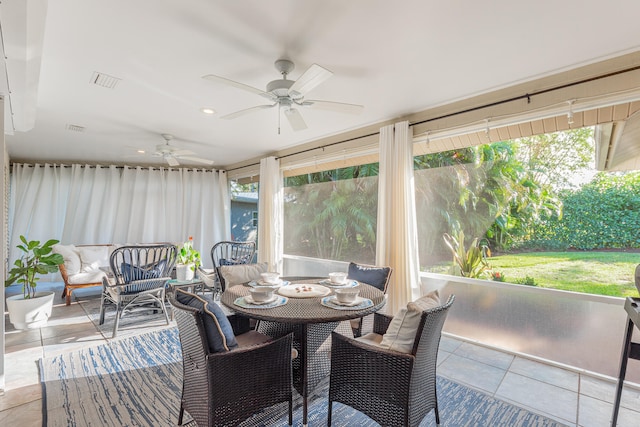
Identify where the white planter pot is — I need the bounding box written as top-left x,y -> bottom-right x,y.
6,291 -> 55,330
176,263 -> 195,281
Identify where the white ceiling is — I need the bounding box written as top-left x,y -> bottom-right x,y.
3,0 -> 640,169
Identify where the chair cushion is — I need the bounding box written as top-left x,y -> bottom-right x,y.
175,289 -> 238,353
356,332 -> 384,348
77,246 -> 110,273
347,262 -> 391,291
379,290 -> 440,353
219,262 -> 268,286
121,260 -> 167,282
53,244 -> 81,275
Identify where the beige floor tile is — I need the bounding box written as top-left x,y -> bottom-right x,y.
496,372 -> 577,425
0,383 -> 42,411
0,398 -> 42,425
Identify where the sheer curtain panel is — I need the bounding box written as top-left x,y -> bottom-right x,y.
257,156 -> 283,273
8,164 -> 228,270
376,122 -> 421,315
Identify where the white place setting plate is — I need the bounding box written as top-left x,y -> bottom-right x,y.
318,279 -> 358,288
277,284 -> 331,298
247,279 -> 290,288
320,296 -> 373,310
234,295 -> 288,309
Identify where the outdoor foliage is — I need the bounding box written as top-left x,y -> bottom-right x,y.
442,230 -> 490,278
529,172 -> 640,250
283,164 -> 379,263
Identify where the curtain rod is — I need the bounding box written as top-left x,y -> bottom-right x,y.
11,163 -> 219,173
226,63 -> 640,174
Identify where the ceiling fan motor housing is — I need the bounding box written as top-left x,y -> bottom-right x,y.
267,78 -> 295,97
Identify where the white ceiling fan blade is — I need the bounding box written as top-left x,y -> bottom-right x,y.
202,74 -> 276,101
165,156 -> 180,167
222,104 -> 276,120
288,64 -> 333,97
178,156 -> 215,166
303,99 -> 364,114
171,149 -> 196,156
284,108 -> 308,131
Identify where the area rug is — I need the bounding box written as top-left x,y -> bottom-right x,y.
40,328 -> 568,427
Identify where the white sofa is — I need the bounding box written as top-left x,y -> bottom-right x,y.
53,244 -> 117,305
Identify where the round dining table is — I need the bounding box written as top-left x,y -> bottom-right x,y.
220,277 -> 386,427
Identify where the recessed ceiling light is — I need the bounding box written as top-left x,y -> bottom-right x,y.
137,150 -> 145,154
200,107 -> 216,115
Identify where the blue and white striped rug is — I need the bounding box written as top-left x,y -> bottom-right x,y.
40,328 -> 567,426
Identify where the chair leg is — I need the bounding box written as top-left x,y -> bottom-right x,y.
327,400 -> 332,426
434,400 -> 440,426
112,303 -> 122,338
161,291 -> 170,325
288,396 -> 293,426
99,294 -> 107,325
178,403 -> 184,425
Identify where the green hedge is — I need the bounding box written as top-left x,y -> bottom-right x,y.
529,172 -> 640,250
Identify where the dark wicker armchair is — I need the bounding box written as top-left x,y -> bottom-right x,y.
210,240 -> 256,293
346,262 -> 393,337
328,294 -> 455,427
99,244 -> 177,337
170,294 -> 294,427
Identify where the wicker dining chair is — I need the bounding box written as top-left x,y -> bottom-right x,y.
169,293 -> 294,427
346,262 -> 393,337
99,244 -> 177,338
210,240 -> 256,293
328,294 -> 455,427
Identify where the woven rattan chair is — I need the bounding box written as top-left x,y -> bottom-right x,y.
346,262 -> 393,337
328,294 -> 455,427
99,244 -> 177,337
210,240 -> 256,293
169,294 -> 294,427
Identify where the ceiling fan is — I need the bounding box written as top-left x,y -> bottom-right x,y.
153,134 -> 214,166
202,59 -> 363,133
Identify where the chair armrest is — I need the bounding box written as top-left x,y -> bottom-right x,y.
59,263 -> 71,285
373,312 -> 394,335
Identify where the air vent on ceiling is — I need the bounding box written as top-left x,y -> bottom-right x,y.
66,124 -> 85,132
90,72 -> 121,89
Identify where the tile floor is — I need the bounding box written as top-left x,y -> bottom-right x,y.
2,282 -> 640,426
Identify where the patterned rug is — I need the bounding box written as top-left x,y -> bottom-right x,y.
40,328 -> 568,427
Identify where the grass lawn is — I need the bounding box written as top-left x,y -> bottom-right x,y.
429,251 -> 640,298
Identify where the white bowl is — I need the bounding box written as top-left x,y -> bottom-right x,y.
261,272 -> 281,284
329,272 -> 348,284
249,286 -> 277,302
334,287 -> 359,303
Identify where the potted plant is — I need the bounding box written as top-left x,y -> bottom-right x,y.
4,235 -> 64,329
176,236 -> 201,281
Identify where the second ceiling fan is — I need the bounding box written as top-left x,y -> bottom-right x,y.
202,59 -> 363,133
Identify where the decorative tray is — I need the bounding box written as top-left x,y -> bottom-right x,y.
277,284 -> 331,298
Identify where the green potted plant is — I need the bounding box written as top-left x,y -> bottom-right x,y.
4,235 -> 64,329
176,236 -> 201,281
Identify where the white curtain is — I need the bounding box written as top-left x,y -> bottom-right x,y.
257,156 -> 283,273
377,121 -> 421,314
8,164 -> 229,269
